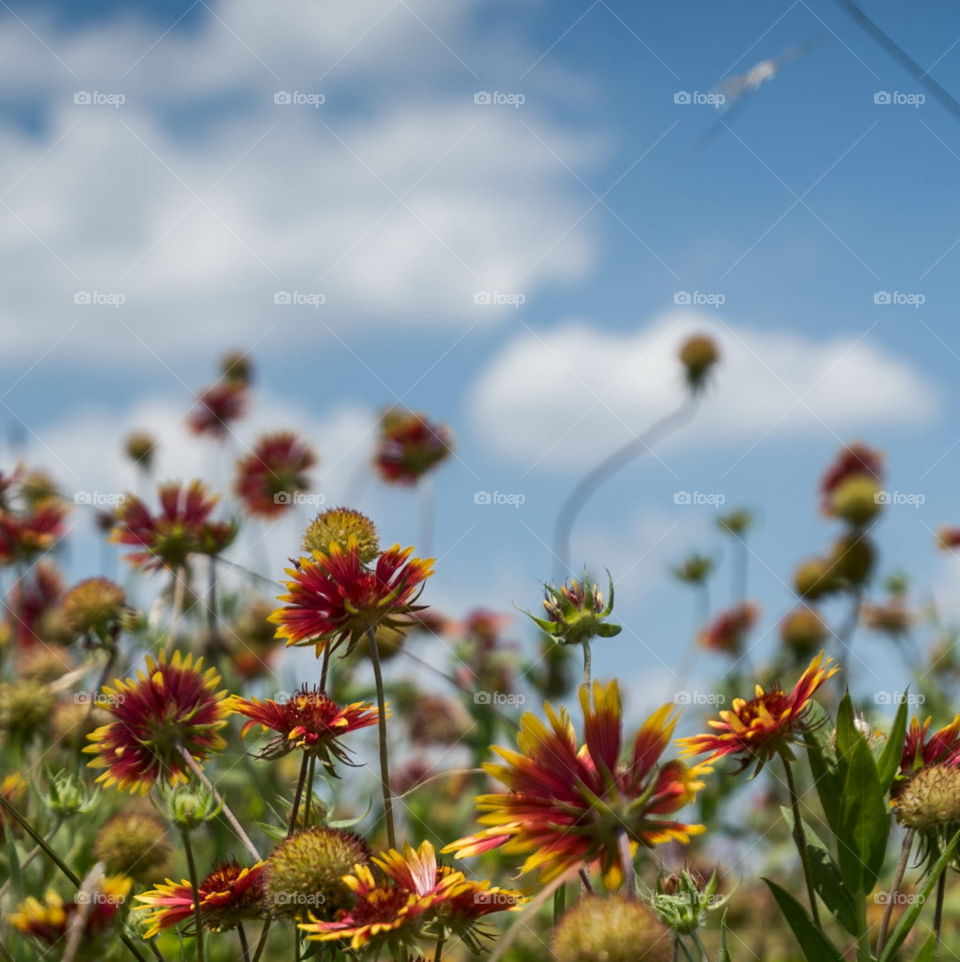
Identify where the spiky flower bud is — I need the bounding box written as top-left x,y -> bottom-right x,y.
793,558 -> 839,600
830,475 -> 882,526
264,827 -> 370,919
302,507 -> 380,561
552,895 -> 673,962
43,771 -> 99,818
678,334 -> 719,394
828,533 -> 875,587
160,783 -> 221,831
526,571 -> 621,648
895,764 -> 960,833
780,607 -> 828,659
93,811 -> 172,881
653,868 -> 727,936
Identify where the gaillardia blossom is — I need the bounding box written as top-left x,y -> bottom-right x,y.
678,652 -> 839,772
900,715 -> 960,775
229,686 -> 379,770
698,601 -> 759,656
373,408 -> 453,485
84,651 -> 230,794
187,380 -> 248,439
445,680 -> 709,886
234,431 -> 317,519
270,538 -> 434,655
136,862 -> 266,935
0,498 -> 67,566
299,840 -> 522,952
111,480 -> 236,570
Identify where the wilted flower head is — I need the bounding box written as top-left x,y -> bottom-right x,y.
124,431 -> 156,471
446,681 -> 708,886
271,539 -> 433,656
10,876 -> 132,956
111,480 -> 236,570
265,827 -> 370,919
698,601 -> 759,656
552,895 -> 673,962
374,408 -> 453,485
229,686 -> 379,771
820,442 -> 883,517
678,653 -> 839,774
527,571 -> 621,648
93,811 -> 171,880
62,577 -> 126,643
234,431 -> 317,519
678,333 -> 720,393
136,861 -> 266,935
302,507 -> 380,561
84,651 -> 230,794
299,839 -> 522,952
188,379 -> 248,438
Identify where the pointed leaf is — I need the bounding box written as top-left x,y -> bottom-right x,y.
837,738 -> 889,895
877,697 -> 909,791
764,879 -> 844,962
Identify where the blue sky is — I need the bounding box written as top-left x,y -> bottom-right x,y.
2,0 -> 959,712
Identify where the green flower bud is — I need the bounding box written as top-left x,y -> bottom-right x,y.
526,571 -> 621,648
42,770 -> 99,818
160,783 -> 221,831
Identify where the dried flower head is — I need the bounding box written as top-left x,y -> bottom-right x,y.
552,895 -> 673,962
302,507 -> 380,561
93,811 -> 172,881
62,577 -> 126,642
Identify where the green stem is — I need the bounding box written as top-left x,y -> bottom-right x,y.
582,639 -> 592,689
935,868 -> 947,962
238,924 -> 251,962
692,931 -> 709,962
780,751 -> 821,927
287,754 -> 310,837
553,884 -> 566,924
433,930 -> 445,962
368,627 -> 397,848
876,828 -> 914,956
182,829 -> 205,962
164,566 -> 187,657
250,920 -> 272,962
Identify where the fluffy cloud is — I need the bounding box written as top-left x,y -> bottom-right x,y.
468,312 -> 940,469
0,0 -> 600,364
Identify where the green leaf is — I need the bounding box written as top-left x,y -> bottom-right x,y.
718,914 -> 732,962
804,704 -> 843,833
837,738 -> 889,895
877,698 -> 909,791
834,692 -> 858,759
764,879 -> 844,962
780,806 -> 858,935
879,829 -> 960,962
915,933 -> 937,962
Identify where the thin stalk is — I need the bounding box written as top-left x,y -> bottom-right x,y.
238,924 -> 251,962
553,884 -> 566,924
304,755 -> 317,827
433,930 -> 445,962
251,921 -> 272,962
692,931 -> 709,962
178,748 -> 260,861
578,868 -> 595,894
181,830 -> 205,962
552,398 -> 698,581
876,828 -> 914,956
781,751 -> 821,926
935,869 -> 947,962
287,754 -> 310,836
205,556 -> 222,666
675,938 -> 697,962
164,566 -> 187,657
368,627 -> 397,848
618,833 -> 636,899
319,643 -> 332,693
419,475 -> 435,557
582,639 -> 592,689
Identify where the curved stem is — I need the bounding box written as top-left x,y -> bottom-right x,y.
552,398 -> 698,582
178,748 -> 260,861
780,751 -> 821,926
876,828 -> 914,956
181,829 -> 205,962
367,627 -> 397,848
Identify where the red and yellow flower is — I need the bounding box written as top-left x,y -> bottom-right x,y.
374,409 -> 453,486
270,538 -> 433,655
445,681 -> 709,886
84,651 -> 230,794
819,442 -> 883,517
10,876 -> 132,952
188,380 -> 248,438
677,652 -> 839,771
136,861 -> 266,936
0,498 -> 67,566
698,601 -> 759,656
234,431 -> 317,519
229,686 -> 379,770
900,716 -> 960,775
111,480 -> 236,570
299,840 -> 521,952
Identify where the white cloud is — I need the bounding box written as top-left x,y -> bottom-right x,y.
0,0 -> 601,364
468,312 -> 941,469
